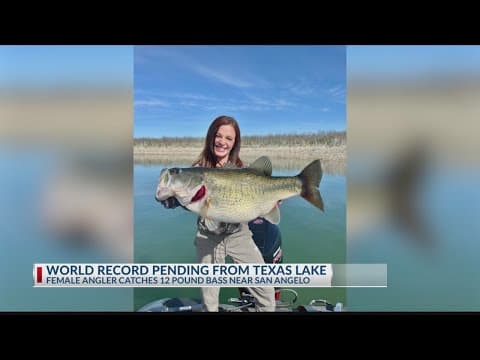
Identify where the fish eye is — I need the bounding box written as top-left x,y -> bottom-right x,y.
169,168 -> 181,175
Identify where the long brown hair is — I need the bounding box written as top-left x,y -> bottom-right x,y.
193,115 -> 244,168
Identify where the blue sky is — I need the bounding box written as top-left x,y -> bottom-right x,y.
134,46 -> 346,138
0,45 -> 132,88
348,45 -> 480,79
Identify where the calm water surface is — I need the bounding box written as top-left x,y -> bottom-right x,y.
134,162 -> 346,310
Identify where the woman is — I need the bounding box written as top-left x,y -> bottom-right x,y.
161,115 -> 276,312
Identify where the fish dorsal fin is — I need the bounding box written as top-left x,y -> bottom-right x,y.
249,156 -> 272,176
263,205 -> 280,225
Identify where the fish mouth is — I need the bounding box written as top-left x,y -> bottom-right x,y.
155,168 -> 173,202
155,188 -> 172,202
191,185 -> 206,202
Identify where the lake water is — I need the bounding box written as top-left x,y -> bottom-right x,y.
134,163 -> 347,311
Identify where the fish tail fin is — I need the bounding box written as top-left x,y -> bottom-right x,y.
298,159 -> 324,211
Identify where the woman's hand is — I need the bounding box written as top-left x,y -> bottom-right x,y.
160,197 -> 181,209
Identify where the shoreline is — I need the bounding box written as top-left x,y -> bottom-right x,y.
134,145 -> 346,174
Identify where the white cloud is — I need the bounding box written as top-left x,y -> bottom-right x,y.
327,84 -> 346,104
137,46 -> 258,89
328,85 -> 346,97
134,99 -> 169,107
191,63 -> 253,88
246,95 -> 297,109
169,92 -> 220,101
287,79 -> 316,96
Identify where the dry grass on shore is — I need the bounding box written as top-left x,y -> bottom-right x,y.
134,144 -> 346,174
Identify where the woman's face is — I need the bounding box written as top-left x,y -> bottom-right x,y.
214,124 -> 236,163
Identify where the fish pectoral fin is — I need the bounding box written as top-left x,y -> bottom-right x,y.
263,205 -> 280,225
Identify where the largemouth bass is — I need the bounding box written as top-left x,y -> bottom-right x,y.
155,156 -> 324,229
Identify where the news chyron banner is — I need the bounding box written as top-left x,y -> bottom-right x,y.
33,263 -> 387,288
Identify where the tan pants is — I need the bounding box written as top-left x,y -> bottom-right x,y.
195,223 -> 276,312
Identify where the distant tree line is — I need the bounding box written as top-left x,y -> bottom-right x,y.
134,131 -> 346,147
